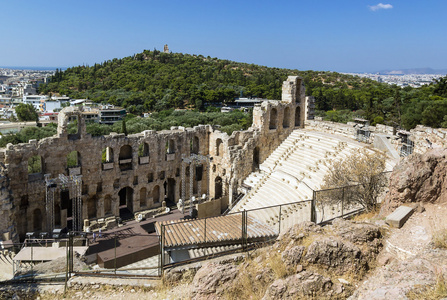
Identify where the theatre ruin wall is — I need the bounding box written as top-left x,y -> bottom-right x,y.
0,76 -> 306,242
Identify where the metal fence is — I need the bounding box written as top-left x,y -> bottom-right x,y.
1,172 -> 392,282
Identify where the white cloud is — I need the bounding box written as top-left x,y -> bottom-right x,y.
368,3 -> 393,11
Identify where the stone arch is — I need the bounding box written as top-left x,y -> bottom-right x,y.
191,136 -> 200,154
102,147 -> 114,163
153,185 -> 160,204
216,138 -> 223,156
215,176 -> 223,199
295,106 -> 301,127
33,208 -> 42,231
140,187 -> 147,208
269,108 -> 277,129
283,106 -> 290,128
28,155 -> 43,174
119,145 -> 133,171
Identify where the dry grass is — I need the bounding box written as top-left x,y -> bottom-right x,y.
351,205 -> 381,222
266,250 -> 289,279
222,256 -> 269,300
432,228 -> 447,249
407,273 -> 447,300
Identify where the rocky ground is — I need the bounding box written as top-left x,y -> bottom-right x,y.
1,204 -> 446,299
350,202 -> 447,299
2,149 -> 447,299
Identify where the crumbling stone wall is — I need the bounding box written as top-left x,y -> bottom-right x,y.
0,76 -> 306,242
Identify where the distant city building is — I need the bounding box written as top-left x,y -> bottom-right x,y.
99,105 -> 126,125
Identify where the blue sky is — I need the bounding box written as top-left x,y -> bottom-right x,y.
1,0 -> 446,73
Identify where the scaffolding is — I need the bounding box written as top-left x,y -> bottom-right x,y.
181,154 -> 211,214
354,118 -> 371,143
44,173 -> 83,233
398,130 -> 414,157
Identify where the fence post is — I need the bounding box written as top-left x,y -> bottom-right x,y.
311,191 -> 317,223
114,233 -> 117,274
278,205 -> 282,234
241,211 -> 247,251
160,225 -> 165,273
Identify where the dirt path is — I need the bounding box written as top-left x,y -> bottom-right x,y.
349,203 -> 447,299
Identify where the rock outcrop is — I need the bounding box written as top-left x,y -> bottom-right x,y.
186,219 -> 383,299
190,262 -> 239,299
382,148 -> 447,214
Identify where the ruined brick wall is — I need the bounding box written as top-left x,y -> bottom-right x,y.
0,76 -> 306,242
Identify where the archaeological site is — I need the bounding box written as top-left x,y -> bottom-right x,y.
0,75 -> 446,281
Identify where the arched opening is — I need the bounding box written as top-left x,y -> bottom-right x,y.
166,178 -> 176,205
104,195 -> 112,216
216,138 -> 223,156
102,147 -> 114,163
138,143 -> 150,164
140,187 -> 147,208
269,108 -> 277,129
191,136 -> 200,154
138,143 -> 149,157
166,139 -> 175,154
215,177 -> 223,199
67,115 -> 80,140
118,187 -> 134,219
295,106 -> 301,127
33,208 -> 42,231
67,150 -> 80,168
283,107 -> 290,128
87,196 -> 97,219
28,155 -> 42,174
153,185 -> 160,204
54,204 -> 61,227
119,145 -> 133,171
253,147 -> 260,171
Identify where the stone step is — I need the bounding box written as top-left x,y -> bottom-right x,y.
386,206 -> 414,228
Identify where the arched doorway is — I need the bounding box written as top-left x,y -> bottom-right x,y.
140,187 -> 147,208
104,195 -> 112,216
295,106 -> 301,127
215,177 -> 223,199
118,187 -> 134,220
166,178 -> 176,205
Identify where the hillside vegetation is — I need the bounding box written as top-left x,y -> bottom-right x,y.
39,49 -> 447,130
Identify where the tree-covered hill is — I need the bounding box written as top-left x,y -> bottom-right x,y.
39,50 -> 380,110
39,49 -> 447,130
